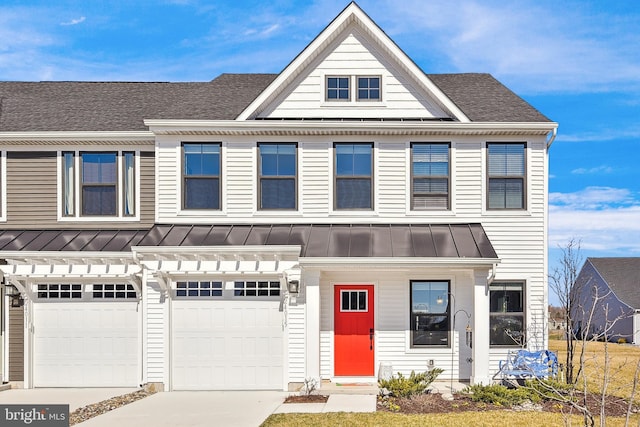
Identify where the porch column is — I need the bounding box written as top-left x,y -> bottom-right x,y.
304,270 -> 321,384
471,270 -> 492,385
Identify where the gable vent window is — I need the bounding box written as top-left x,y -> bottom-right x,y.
357,76 -> 380,101
326,76 -> 350,101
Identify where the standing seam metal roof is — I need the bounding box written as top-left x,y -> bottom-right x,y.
0,224 -> 498,259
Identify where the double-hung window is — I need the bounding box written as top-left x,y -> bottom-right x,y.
487,143 -> 526,209
334,143 -> 373,210
411,143 -> 450,210
258,143 -> 296,209
489,282 -> 525,346
183,143 -> 221,210
410,281 -> 450,347
61,151 -> 136,217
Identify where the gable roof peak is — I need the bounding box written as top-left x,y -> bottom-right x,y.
236,2 -> 470,122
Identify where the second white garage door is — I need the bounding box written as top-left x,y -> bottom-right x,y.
172,294 -> 284,390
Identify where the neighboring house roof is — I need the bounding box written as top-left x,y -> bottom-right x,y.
0,73 -> 549,132
588,257 -> 640,309
0,224 -> 498,259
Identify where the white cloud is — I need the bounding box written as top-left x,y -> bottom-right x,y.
549,187 -> 640,253
60,16 -> 86,26
571,165 -> 613,175
370,0 -> 640,94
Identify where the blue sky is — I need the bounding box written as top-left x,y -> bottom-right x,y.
1,0 -> 639,302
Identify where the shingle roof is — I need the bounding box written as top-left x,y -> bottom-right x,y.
0,73 -> 549,132
0,74 -> 277,131
0,224 -> 499,259
426,73 -> 550,122
588,258 -> 640,308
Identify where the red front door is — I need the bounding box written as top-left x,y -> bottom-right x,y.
334,284 -> 374,376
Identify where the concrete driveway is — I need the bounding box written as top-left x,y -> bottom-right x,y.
76,391 -> 287,427
0,388 -> 139,412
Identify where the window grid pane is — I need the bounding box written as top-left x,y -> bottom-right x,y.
92,283 -> 137,299
175,281 -> 223,298
357,77 -> 380,100
327,77 -> 350,100
340,290 -> 368,312
234,280 -> 280,297
37,284 -> 83,299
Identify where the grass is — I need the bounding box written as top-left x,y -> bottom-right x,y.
549,337 -> 640,399
262,411 -> 639,426
261,335 -> 640,427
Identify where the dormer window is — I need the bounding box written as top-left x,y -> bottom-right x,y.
327,76 -> 350,101
357,76 -> 380,101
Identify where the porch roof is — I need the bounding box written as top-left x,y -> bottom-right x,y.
0,224 -> 498,259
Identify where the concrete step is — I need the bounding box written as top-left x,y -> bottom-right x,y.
319,381 -> 379,395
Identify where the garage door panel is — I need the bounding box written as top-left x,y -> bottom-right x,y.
34,302 -> 138,387
172,300 -> 283,390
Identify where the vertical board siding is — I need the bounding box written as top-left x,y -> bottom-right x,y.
287,304 -> 306,382
5,150 -> 155,229
225,143 -> 255,215
8,304 -> 24,381
377,142 -> 406,214
145,282 -> 165,383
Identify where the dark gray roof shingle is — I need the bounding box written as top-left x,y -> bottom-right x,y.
588,258 -> 640,308
0,74 -> 277,131
0,72 -> 550,131
427,73 -> 551,122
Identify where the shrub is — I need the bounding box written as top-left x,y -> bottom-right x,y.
378,368 -> 444,398
463,383 -> 541,405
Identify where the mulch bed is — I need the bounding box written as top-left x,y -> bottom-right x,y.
284,394 -> 329,403
69,389 -> 157,426
377,392 -> 635,417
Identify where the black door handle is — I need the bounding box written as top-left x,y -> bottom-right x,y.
369,328 -> 374,350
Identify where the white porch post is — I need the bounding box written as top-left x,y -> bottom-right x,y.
304,270 -> 321,384
471,270 -> 492,385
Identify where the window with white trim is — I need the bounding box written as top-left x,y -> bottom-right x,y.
334,143 -> 373,210
61,151 -> 136,218
410,281 -> 450,347
234,280 -> 280,297
411,143 -> 450,210
326,76 -> 350,101
182,143 -> 221,210
487,143 -> 526,209
357,76 -> 380,101
175,281 -> 223,297
258,143 -> 297,210
490,282 -> 525,346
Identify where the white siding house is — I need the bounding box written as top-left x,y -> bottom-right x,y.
0,2 -> 556,390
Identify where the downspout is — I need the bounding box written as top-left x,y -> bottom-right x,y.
546,127 -> 557,150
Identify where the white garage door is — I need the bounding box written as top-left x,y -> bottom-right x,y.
33,298 -> 138,387
172,280 -> 284,390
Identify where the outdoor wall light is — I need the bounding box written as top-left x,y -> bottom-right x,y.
287,280 -> 300,295
4,284 -> 20,297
